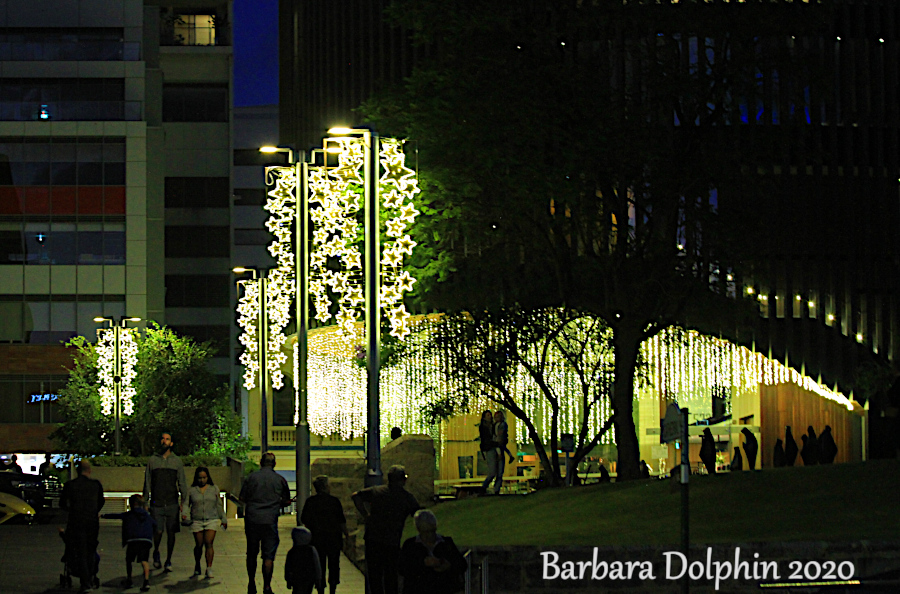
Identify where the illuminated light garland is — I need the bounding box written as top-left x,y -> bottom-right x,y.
96,327 -> 138,417
236,279 -> 261,389
283,315 -> 851,445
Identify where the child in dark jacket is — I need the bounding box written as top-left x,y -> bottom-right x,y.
285,526 -> 323,594
102,494 -> 156,591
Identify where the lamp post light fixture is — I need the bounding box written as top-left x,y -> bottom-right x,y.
234,267 -> 270,455
327,126 -> 383,488
94,316 -> 141,455
258,145 -> 313,519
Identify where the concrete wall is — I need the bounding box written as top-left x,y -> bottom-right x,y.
308,434 -> 436,569
90,465 -> 234,494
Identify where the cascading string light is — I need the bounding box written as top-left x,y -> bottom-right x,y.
96,327 -> 138,417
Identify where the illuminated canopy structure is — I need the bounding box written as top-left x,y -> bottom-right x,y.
289,317 -> 852,445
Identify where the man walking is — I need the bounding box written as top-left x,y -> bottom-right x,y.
241,452 -> 292,594
143,431 -> 188,572
351,465 -> 420,594
301,475 -> 349,594
60,459 -> 105,593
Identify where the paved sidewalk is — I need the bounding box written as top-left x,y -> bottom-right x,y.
0,516 -> 365,594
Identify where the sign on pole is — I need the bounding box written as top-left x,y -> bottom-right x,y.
660,402 -> 683,444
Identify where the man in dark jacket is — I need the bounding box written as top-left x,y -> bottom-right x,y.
142,431 -> 188,572
241,452 -> 292,594
301,475 -> 348,594
352,465 -> 420,594
60,459 -> 105,594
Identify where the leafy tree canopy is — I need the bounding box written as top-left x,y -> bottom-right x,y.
52,323 -> 249,459
362,0 -> 830,479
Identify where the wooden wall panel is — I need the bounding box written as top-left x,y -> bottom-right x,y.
760,383 -> 859,468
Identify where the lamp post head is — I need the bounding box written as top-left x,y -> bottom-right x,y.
259,146 -> 294,163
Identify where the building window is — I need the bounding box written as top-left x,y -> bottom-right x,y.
165,274 -> 230,307
165,226 -> 230,258
0,137 -> 126,217
0,28 -> 139,61
162,84 -> 228,122
0,295 -> 125,343
161,8 -> 229,47
0,79 -> 139,121
0,377 -> 69,423
164,177 -> 229,208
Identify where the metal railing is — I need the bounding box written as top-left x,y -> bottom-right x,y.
463,551 -> 490,594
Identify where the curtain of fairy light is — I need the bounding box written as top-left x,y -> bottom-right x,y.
301,318 -> 852,445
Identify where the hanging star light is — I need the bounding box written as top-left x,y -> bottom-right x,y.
96,327 -> 139,417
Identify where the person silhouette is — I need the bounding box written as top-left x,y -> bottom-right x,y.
784,426 -> 799,466
819,425 -> 838,464
741,428 -> 759,471
803,427 -> 820,465
730,447 -> 743,472
773,438 -> 786,467
699,428 -> 717,475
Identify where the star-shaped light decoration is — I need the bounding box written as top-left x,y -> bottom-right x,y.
395,270 -> 416,293
395,235 -> 417,256
345,286 -> 364,307
383,189 -> 405,209
398,202 -> 420,223
382,246 -> 404,267
388,305 -> 412,339
386,218 -> 407,237
381,284 -> 401,305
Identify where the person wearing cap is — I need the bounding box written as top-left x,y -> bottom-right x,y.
351,465 -> 420,594
284,526 -> 323,594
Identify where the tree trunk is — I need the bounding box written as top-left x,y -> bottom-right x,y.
612,324 -> 643,481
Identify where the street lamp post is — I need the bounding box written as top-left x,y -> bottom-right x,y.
328,127 -> 382,488
259,145 -> 312,518
234,268 -> 269,455
94,316 -> 141,455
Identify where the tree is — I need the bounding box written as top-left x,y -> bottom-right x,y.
363,0 -> 827,480
423,307 -> 617,487
52,324 -> 248,457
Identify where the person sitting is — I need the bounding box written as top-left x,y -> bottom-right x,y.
398,510 -> 467,594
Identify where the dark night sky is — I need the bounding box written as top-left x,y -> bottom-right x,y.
233,0 -> 278,107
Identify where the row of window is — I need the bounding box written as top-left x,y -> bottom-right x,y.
0,224 -> 125,265
0,187 -> 125,215
0,162 -> 125,186
0,137 -> 125,160
0,378 -> 68,424
0,297 -> 125,344
0,28 -> 138,61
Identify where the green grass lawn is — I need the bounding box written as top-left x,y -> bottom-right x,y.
414,459 -> 900,547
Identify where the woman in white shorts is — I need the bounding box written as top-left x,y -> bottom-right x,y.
188,466 -> 227,579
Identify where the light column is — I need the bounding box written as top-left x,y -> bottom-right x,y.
234,268 -> 269,455
329,127 -> 382,487
95,316 -> 141,455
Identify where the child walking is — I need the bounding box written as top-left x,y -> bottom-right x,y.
284,526 -> 323,594
102,494 -> 156,591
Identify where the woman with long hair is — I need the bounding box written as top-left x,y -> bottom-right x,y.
478,410 -> 498,492
188,466 -> 227,579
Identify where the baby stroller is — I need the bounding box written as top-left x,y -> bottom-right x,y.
58,528 -> 100,590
